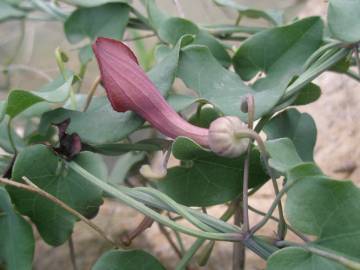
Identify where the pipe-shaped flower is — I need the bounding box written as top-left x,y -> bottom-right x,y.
92,37 -> 209,146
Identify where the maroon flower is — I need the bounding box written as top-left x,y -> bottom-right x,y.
92,37 -> 209,146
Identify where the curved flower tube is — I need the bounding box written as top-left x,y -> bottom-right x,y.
92,37 -> 209,146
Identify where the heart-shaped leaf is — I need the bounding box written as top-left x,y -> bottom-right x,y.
267,163 -> 360,269
264,108 -> 317,161
147,34 -> 194,96
64,3 -> 129,44
7,144 -> 107,246
265,138 -> 303,174
177,45 -> 283,120
157,137 -> 268,206
158,17 -> 231,67
5,75 -> 73,119
92,250 -> 165,270
233,17 -> 323,83
0,187 -> 34,270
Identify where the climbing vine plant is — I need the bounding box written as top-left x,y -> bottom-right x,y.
0,0 -> 360,269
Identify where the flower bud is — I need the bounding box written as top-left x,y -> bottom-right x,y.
208,116 -> 250,158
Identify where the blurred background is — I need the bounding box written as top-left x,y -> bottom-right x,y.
0,0 -> 359,269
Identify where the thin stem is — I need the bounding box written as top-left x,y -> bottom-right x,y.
231,129 -> 286,238
197,241 -> 215,266
250,180 -> 298,235
74,63 -> 87,93
134,187 -> 215,233
68,161 -> 243,241
68,235 -> 78,270
121,216 -> 154,246
202,24 -> 266,35
248,205 -> 309,242
176,239 -> 203,270
276,241 -> 360,270
233,201 -> 245,270
83,75 -> 101,112
158,223 -> 183,259
270,176 -> 287,240
235,13 -> 242,25
353,46 -> 360,76
345,69 -> 360,82
302,41 -> 342,71
175,201 -> 238,269
0,64 -> 52,81
0,177 -> 118,247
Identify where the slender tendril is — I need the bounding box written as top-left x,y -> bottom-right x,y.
83,75 -> 101,112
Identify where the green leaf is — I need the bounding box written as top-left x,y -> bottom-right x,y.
0,187 -> 34,270
159,17 -> 231,67
213,0 -> 283,25
157,137 -> 268,206
0,2 -> 24,22
233,17 -> 323,83
267,164 -> 360,269
145,0 -> 168,30
292,82 -> 321,106
92,250 -> 165,270
263,108 -> 317,161
265,138 -> 303,174
267,247 -> 347,270
5,76 -> 73,119
64,3 -> 129,44
39,97 -> 144,145
7,145 -> 107,246
328,0 -> 360,43
286,171 -> 360,253
177,45 -> 283,120
147,35 -> 193,96
108,152 -> 145,185
64,0 -> 129,7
